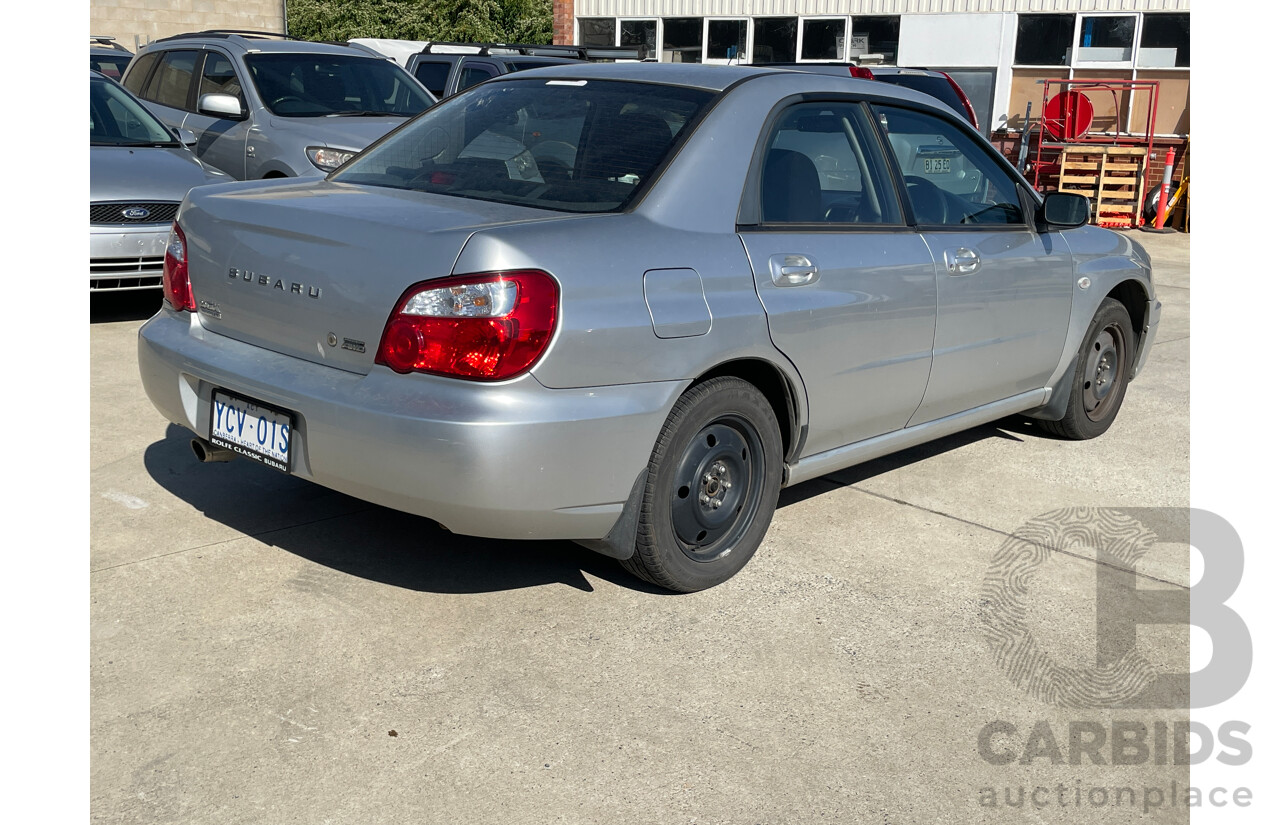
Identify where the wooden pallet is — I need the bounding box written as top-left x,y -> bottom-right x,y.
1057,146 -> 1148,228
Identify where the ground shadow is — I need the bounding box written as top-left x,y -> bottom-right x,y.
143,424 -> 669,596
145,414 -> 1053,595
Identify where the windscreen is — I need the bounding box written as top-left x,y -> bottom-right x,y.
245,53 -> 434,117
333,79 -> 714,213
90,76 -> 180,146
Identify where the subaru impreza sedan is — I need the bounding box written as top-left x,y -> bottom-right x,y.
138,63 -> 1159,592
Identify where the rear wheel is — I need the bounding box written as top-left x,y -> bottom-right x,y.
621,377 -> 784,592
1038,298 -> 1135,440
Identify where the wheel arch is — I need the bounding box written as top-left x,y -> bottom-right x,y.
688,358 -> 804,463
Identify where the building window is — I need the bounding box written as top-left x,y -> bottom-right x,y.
707,19 -> 749,62
663,18 -> 703,63
1077,16 -> 1136,63
1139,13 -> 1190,68
578,19 -> 615,48
621,19 -> 657,60
851,17 -> 900,65
801,18 -> 846,61
753,18 -> 796,63
1014,14 -> 1073,66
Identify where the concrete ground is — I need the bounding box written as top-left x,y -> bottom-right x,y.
91,230 -> 1191,824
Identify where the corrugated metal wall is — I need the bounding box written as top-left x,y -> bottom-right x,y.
576,1 -> 1190,16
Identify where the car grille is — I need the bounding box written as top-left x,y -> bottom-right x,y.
90,256 -> 165,291
90,201 -> 180,225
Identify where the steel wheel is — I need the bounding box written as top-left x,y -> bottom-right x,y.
621,376 -> 784,592
1083,321 -> 1127,423
1037,297 -> 1135,440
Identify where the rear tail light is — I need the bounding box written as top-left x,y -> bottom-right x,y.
375,270 -> 558,381
161,222 -> 195,312
939,71 -> 980,129
848,66 -> 876,80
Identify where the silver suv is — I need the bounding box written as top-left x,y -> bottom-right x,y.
121,30 -> 436,180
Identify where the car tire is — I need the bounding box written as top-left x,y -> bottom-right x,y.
620,377 -> 784,592
1038,298 -> 1135,440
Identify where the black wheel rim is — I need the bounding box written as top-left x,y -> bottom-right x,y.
1083,322 -> 1127,422
668,415 -> 766,563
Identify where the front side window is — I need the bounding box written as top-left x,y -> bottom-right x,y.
458,63 -> 498,93
143,49 -> 199,110
244,54 -> 433,117
333,79 -> 713,214
758,102 -> 902,225
414,61 -> 450,98
872,104 -> 1024,227
199,52 -> 244,107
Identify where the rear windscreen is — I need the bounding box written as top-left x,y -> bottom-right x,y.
875,74 -> 967,120
334,78 -> 714,213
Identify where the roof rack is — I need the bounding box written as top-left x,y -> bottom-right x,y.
153,30 -> 302,44
417,41 -> 643,61
91,35 -> 131,52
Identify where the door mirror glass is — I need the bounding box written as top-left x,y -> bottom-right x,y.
1041,191 -> 1091,227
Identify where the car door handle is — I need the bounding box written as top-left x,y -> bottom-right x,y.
944,247 -> 980,275
769,254 -> 819,286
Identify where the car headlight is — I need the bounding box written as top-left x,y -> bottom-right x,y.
306,146 -> 358,172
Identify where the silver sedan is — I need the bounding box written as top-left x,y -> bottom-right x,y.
90,70 -> 230,292
138,63 -> 1160,591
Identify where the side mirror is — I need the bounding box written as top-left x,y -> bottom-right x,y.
174,127 -> 197,147
1040,191 -> 1091,228
198,93 -> 245,120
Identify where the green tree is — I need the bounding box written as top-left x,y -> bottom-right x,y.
286,0 -> 553,44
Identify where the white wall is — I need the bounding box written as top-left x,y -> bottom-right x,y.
896,13 -> 1005,67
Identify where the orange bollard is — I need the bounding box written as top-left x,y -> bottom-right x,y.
1142,148 -> 1177,233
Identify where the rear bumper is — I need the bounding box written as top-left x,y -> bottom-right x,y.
138,310 -> 680,540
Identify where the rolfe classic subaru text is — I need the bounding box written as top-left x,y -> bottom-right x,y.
139,63 -> 1160,592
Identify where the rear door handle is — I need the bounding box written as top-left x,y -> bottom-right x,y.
944,247 -> 980,275
769,254 -> 819,286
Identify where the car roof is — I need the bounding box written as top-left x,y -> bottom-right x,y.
144,31 -> 377,58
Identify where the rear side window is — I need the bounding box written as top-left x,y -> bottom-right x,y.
334,78 -> 713,213
413,61 -> 450,98
143,49 -> 199,110
122,51 -> 158,95
759,102 -> 902,225
872,104 -> 1024,226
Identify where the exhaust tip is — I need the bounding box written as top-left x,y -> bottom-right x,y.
191,438 -> 235,463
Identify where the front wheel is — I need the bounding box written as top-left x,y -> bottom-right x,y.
1038,297 -> 1135,440
620,377 -> 784,592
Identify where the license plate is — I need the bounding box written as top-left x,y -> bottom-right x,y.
209,390 -> 294,472
923,158 -> 951,174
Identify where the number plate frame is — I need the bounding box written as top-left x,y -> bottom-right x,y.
208,389 -> 295,473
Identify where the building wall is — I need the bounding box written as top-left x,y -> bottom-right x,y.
90,0 -> 286,52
